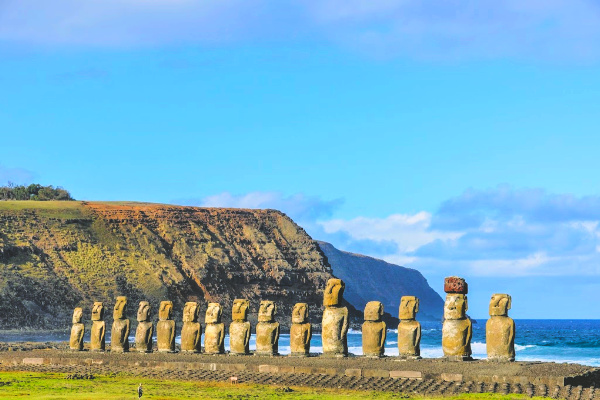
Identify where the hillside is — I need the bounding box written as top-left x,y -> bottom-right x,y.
318,241 -> 444,321
0,201 -> 335,330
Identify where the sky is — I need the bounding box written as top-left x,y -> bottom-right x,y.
3,0 -> 600,318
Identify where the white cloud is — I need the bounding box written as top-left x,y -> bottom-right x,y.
319,187 -> 600,277
2,0 -> 600,61
0,165 -> 36,185
320,212 -> 461,253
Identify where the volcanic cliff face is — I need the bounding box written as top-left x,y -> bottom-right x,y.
318,241 -> 444,321
0,202 -> 334,329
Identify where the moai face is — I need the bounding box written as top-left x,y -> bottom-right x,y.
72,307 -> 83,324
232,299 -> 249,321
399,296 -> 419,320
183,302 -> 199,323
205,303 -> 222,324
258,300 -> 276,322
137,301 -> 151,322
444,294 -> 467,320
159,301 -> 173,321
113,296 -> 128,320
323,278 -> 345,307
489,294 -> 511,317
92,302 -> 104,321
364,301 -> 383,322
292,303 -> 308,324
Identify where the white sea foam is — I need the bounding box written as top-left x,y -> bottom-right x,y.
515,344 -> 537,351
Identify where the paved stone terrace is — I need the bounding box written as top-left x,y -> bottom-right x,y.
1,349 -> 600,399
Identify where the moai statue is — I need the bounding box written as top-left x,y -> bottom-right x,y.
111,296 -> 130,353
157,301 -> 176,353
322,278 -> 349,357
362,301 -> 386,357
255,300 -> 280,356
181,301 -> 202,353
135,301 -> 153,353
204,302 -> 225,354
90,302 -> 106,352
486,294 -> 515,362
290,303 -> 312,357
442,277 -> 472,361
397,296 -> 421,359
69,307 -> 85,351
229,299 -> 251,355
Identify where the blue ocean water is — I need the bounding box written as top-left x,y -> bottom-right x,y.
2,320 -> 600,366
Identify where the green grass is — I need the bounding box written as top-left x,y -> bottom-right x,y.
0,372 -> 547,400
0,200 -> 86,219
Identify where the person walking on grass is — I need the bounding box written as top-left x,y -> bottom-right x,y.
138,383 -> 143,399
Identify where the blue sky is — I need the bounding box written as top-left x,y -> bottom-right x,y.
2,0 -> 600,318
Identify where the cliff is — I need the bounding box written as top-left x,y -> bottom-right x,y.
0,201 -> 335,330
317,241 -> 444,321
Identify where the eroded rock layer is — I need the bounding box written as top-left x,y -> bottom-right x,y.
0,201 -> 333,329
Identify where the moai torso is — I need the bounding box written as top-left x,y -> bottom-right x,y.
90,302 -> 106,352
442,277 -> 472,361
70,307 -> 85,351
362,301 -> 386,357
255,300 -> 279,356
135,301 -> 153,353
486,294 -> 515,362
397,296 -> 421,358
111,296 -> 130,353
157,301 -> 176,353
290,303 -> 311,356
181,302 -> 202,353
322,279 -> 349,356
229,299 -> 251,355
204,303 -> 225,354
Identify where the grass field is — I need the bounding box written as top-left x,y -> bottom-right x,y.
0,372 -> 546,400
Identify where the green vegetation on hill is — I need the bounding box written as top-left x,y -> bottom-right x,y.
0,183 -> 73,201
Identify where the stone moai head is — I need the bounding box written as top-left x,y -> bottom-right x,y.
489,293 -> 511,317
232,299 -> 250,321
444,294 -> 468,320
113,296 -> 128,320
205,302 -> 222,324
323,278 -> 345,307
183,302 -> 200,323
137,301 -> 151,322
292,303 -> 308,324
72,307 -> 83,324
364,301 -> 384,322
159,301 -> 173,321
91,302 -> 104,321
399,296 -> 419,320
258,300 -> 276,322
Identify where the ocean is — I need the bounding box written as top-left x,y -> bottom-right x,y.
3,319 -> 600,366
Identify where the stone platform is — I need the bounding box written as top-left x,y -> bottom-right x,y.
1,348 -> 600,399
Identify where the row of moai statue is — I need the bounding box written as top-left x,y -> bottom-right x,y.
70,296 -> 292,355
70,277 -> 514,361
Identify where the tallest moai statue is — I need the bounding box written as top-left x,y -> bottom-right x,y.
442,277 -> 472,361
322,278 -> 349,357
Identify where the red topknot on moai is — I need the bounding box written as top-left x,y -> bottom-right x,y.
444,276 -> 468,294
